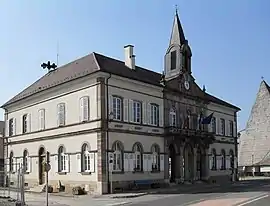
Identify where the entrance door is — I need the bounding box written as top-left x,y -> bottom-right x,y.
169,144 -> 176,182
38,147 -> 46,185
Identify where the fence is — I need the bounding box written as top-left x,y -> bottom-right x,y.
0,163 -> 25,205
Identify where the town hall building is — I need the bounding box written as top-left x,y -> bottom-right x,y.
1,11 -> 240,195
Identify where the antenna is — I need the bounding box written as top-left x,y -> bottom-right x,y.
56,41 -> 59,66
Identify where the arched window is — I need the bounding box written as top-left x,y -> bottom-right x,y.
169,108 -> 176,127
229,150 -> 234,169
82,144 -> 91,172
112,141 -> 123,171
23,150 -> 29,172
151,144 -> 160,171
58,146 -> 68,172
9,151 -> 14,172
221,149 -> 226,170
211,149 -> 217,170
133,143 -> 143,172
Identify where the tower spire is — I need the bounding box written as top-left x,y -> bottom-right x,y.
169,7 -> 186,46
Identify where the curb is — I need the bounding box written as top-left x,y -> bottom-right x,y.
111,193 -> 147,199
106,202 -> 131,206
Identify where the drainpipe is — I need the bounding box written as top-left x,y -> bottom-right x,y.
234,111 -> 239,181
4,108 -> 8,187
106,73 -> 112,193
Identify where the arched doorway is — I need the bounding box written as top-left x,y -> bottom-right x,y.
184,143 -> 193,181
38,147 -> 46,185
168,144 -> 176,182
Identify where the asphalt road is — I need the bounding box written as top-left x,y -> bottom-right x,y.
127,179 -> 270,206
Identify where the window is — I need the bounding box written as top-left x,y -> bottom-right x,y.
170,50 -> 176,70
9,151 -> 14,172
9,118 -> 14,136
112,141 -> 123,171
112,96 -> 122,121
220,118 -> 225,135
211,117 -> 216,133
82,144 -> 91,172
80,97 -> 89,122
229,150 -> 234,169
133,101 -> 141,123
57,103 -> 66,126
23,150 -> 29,173
58,146 -> 68,172
229,121 -> 233,137
169,108 -> 176,127
221,149 -> 226,170
211,149 -> 217,170
151,144 -> 160,171
22,114 -> 30,133
150,104 -> 159,126
133,143 -> 143,171
38,109 -> 45,130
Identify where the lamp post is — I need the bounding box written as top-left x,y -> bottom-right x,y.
107,112 -> 114,194
236,132 -> 241,181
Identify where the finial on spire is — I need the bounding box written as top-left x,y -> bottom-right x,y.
261,76 -> 264,81
175,4 -> 178,15
202,85 -> 206,93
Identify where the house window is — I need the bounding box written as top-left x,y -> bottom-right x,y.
58,146 -> 68,172
23,150 -> 29,173
79,96 -> 89,122
112,141 -> 123,171
151,144 -> 160,171
82,144 -> 91,172
133,101 -> 141,123
38,109 -> 45,130
22,114 -> 29,133
220,118 -> 225,135
9,151 -> 14,172
9,118 -> 14,136
211,117 -> 216,133
169,108 -> 176,127
229,150 -> 234,169
112,96 -> 122,121
221,149 -> 226,170
133,143 -> 143,171
57,103 -> 66,126
150,104 -> 159,126
211,149 -> 216,170
229,121 -> 233,137
170,50 -> 176,70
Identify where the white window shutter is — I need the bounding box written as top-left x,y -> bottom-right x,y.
108,152 -> 113,172
129,153 -> 135,171
76,154 -> 81,172
27,114 -> 31,132
147,103 -> 151,125
226,156 -> 230,169
129,100 -> 134,122
209,155 -> 213,170
79,97 -> 84,122
142,102 -> 147,124
6,158 -> 9,173
27,157 -> 31,173
147,154 -> 152,171
12,157 -> 16,172
39,109 -> 45,130
109,95 -> 113,117
160,154 -> 164,171
57,104 -> 65,126
65,155 -> 70,172
90,153 -> 95,173
13,118 -> 16,135
83,97 -> 89,121
233,121 -> 237,137
143,154 -> 148,172
54,156 -> 58,173
124,153 -> 129,172
123,99 -> 129,122
159,105 -> 163,127
217,157 -> 222,170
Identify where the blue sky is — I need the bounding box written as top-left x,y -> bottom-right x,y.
0,0 -> 269,130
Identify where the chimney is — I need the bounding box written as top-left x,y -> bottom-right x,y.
124,45 -> 135,70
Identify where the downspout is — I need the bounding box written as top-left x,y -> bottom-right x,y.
234,111 -> 239,181
4,108 -> 8,185
106,73 -> 112,193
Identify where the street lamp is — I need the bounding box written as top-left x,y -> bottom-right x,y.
107,111 -> 114,194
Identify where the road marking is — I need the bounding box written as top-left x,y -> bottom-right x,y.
237,194 -> 269,206
180,193 -> 231,206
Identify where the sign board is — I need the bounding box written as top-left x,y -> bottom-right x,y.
45,163 -> 51,172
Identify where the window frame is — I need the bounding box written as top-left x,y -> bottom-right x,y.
22,114 -> 28,134
220,118 -> 225,135
211,117 -> 216,134
150,104 -> 159,126
57,103 -> 66,126
169,108 -> 176,127
112,141 -> 123,172
229,120 -> 233,137
170,50 -> 177,70
151,144 -> 160,171
58,146 -> 68,172
132,100 -> 142,124
112,96 -> 122,121
38,109 -> 45,130
79,96 -> 90,122
9,118 -> 14,136
221,149 -> 226,170
81,144 -> 91,172
132,143 -> 143,172
211,149 -> 217,170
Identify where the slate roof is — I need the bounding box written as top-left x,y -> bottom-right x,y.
1,52 -> 240,111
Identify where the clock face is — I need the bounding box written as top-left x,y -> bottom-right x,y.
184,81 -> 190,90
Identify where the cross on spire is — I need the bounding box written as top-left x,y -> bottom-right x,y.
175,4 -> 178,14
261,76 -> 264,81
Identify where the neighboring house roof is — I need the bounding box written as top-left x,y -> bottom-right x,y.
1,52 -> 240,111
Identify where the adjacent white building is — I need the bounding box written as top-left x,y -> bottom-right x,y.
1,11 -> 240,195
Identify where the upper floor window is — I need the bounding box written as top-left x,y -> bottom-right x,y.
211,117 -> 216,133
150,104 -> 159,126
57,103 -> 66,126
132,101 -> 141,123
170,50 -> 176,70
38,109 -> 45,130
229,120 -> 233,137
79,96 -> 89,122
169,108 -> 176,127
9,118 -> 15,136
22,114 -> 31,133
220,118 -> 225,135
112,96 -> 122,121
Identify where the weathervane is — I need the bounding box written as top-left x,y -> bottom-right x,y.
41,61 -> 57,72
175,4 -> 178,14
